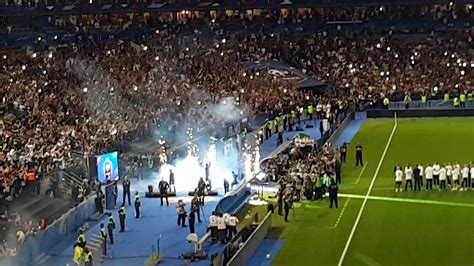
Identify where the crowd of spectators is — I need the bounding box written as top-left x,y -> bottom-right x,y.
0,6 -> 472,253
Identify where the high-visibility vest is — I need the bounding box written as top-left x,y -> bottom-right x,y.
421,95 -> 427,103
108,216 -> 115,226
119,207 -> 126,216
307,105 -> 313,114
100,228 -> 107,238
453,97 -> 460,106
77,234 -> 85,244
84,251 -> 92,262
404,95 -> 412,103
73,246 -> 83,264
460,94 -> 466,102
444,93 -> 449,102
383,98 -> 389,106
291,110 -> 297,118
468,92 -> 473,101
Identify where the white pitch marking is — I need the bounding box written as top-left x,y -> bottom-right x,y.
353,162 -> 368,185
338,117 -> 398,266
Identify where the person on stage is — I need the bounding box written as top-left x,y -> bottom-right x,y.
159,178 -> 170,206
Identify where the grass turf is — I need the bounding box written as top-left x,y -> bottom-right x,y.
266,117 -> 474,266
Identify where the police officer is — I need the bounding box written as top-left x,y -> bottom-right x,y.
77,229 -> 86,248
134,192 -> 141,218
100,223 -> 107,256
340,142 -> 347,163
122,177 -> 131,206
73,243 -> 83,266
107,213 -> 115,244
159,178 -> 170,206
84,247 -> 93,266
328,179 -> 339,208
355,143 -> 363,167
118,206 -> 126,232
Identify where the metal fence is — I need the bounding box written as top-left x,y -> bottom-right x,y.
389,99 -> 474,110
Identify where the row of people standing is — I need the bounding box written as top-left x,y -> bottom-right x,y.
394,163 -> 474,192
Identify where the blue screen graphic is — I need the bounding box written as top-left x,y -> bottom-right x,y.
96,151 -> 119,183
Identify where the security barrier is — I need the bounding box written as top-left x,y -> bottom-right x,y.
12,195 -> 98,266
226,212 -> 272,266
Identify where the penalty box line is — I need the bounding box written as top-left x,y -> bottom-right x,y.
338,117 -> 398,266
339,193 -> 474,208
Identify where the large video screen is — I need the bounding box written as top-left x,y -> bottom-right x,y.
96,151 -> 119,183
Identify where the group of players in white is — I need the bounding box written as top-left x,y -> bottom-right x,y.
394,162 -> 474,192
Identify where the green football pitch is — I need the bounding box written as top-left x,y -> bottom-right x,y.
266,117 -> 474,266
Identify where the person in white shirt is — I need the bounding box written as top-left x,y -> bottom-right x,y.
395,166 -> 403,192
208,212 -> 218,241
461,165 -> 469,191
439,165 -> 447,190
446,163 -> 453,187
418,164 -> 424,187
404,164 -> 413,191
216,214 -> 227,243
226,213 -> 239,239
470,162 -> 474,189
425,164 -> 433,190
452,163 -> 460,191
432,162 -> 440,187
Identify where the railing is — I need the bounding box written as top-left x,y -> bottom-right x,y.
226,211 -> 273,266
389,99 -> 474,110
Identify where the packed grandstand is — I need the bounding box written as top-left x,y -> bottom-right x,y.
0,1 -> 473,265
